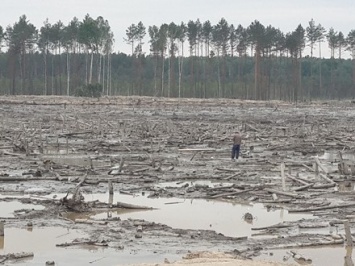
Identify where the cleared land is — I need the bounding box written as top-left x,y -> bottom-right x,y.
0,96 -> 354,265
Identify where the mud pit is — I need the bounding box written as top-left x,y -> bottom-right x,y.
1,96 -> 355,265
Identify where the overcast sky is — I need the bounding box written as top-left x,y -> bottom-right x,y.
2,0 -> 355,58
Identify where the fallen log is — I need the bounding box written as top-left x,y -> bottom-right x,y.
58,131 -> 93,137
311,183 -> 336,189
252,223 -> 293,231
2,151 -> 24,158
286,173 -> 310,186
209,188 -> 253,199
0,176 -> 57,182
302,163 -> 315,172
215,168 -> 241,173
190,151 -> 199,161
0,252 -> 34,263
131,167 -> 150,173
292,183 -> 314,192
315,157 -> 328,174
319,173 -> 336,185
56,241 -> 108,247
268,239 -> 344,249
290,250 -> 313,264
115,201 -> 154,210
264,188 -> 298,198
260,200 -> 294,205
289,202 -> 355,213
179,148 -> 216,152
75,219 -> 108,225
224,172 -> 241,180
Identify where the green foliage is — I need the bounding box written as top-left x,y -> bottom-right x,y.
75,83 -> 102,98
2,15 -> 355,101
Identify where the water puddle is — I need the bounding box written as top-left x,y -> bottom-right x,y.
0,188 -> 321,264
61,192 -> 313,238
4,190 -> 312,238
0,227 -> 176,265
0,201 -> 45,218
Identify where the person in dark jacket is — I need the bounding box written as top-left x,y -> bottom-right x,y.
231,132 -> 242,160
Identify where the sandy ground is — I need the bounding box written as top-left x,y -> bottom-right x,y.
125,252 -> 296,266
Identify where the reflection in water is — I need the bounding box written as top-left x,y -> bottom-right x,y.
59,191 -> 312,238
345,246 -> 354,266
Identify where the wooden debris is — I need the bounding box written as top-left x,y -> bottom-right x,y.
289,203 -> 355,213
0,252 -> 34,263
56,241 -> 108,247
315,157 -> 328,174
209,189 -> 253,199
281,162 -> 286,191
115,201 -> 153,210
264,188 -> 298,198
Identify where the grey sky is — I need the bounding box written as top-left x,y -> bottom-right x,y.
2,0 -> 355,57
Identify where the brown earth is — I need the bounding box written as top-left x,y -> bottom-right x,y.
126,251 -> 294,266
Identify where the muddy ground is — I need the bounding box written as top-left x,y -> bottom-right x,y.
0,95 -> 355,265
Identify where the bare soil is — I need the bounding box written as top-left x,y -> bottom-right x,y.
0,95 -> 355,265
128,251 -> 292,266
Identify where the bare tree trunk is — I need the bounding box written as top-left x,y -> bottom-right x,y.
85,50 -> 88,86
44,50 -> 47,95
161,53 -> 165,97
178,42 -> 184,98
168,52 -> 171,97
58,46 -> 62,95
254,48 -> 260,100
154,55 -> 158,96
89,51 -> 94,84
319,41 -> 322,98
217,55 -> 221,98
109,53 -> 112,95
299,52 -> 303,102
66,51 -> 70,96
102,54 -> 105,95
52,52 -> 55,95
98,54 -> 102,84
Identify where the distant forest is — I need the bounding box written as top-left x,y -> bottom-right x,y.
0,14 -> 355,101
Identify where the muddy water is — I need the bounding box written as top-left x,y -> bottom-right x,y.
0,201 -> 45,217
63,192 -> 312,238
0,187 -> 316,265
0,227 -> 178,265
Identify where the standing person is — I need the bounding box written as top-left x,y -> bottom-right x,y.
231,131 -> 242,160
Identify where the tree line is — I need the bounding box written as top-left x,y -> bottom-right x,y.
0,15 -> 355,100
